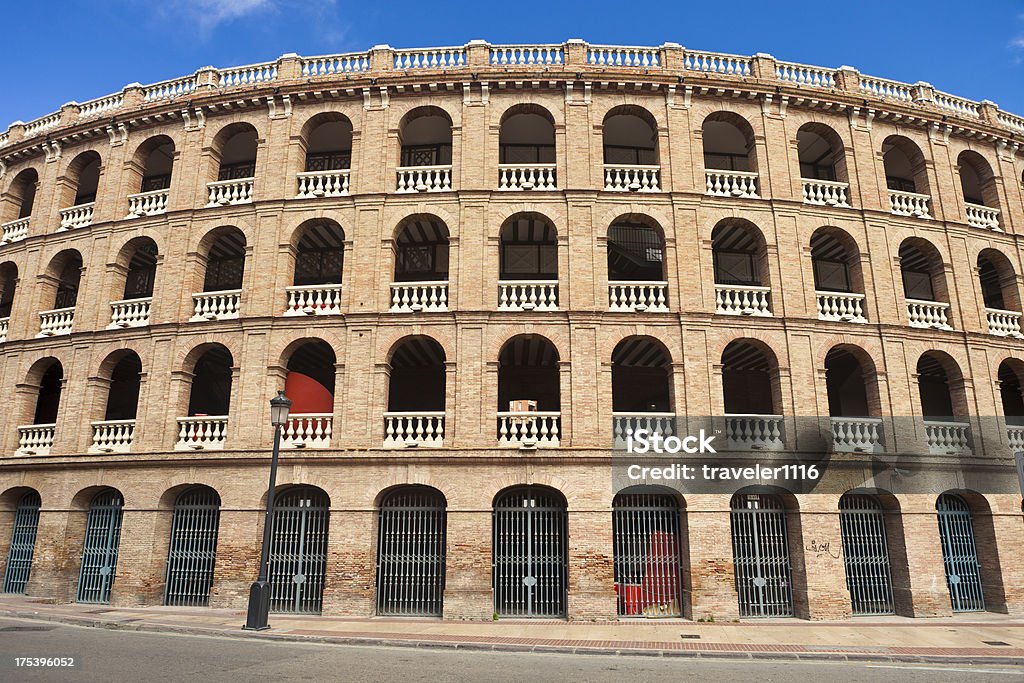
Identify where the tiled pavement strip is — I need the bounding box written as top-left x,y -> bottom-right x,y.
1,596 -> 1023,664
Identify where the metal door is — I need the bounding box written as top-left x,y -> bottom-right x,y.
376,487 -> 446,616
2,492 -> 41,594
269,486 -> 329,614
612,492 -> 682,617
76,489 -> 124,604
839,494 -> 894,615
164,487 -> 221,607
493,486 -> 567,618
936,493 -> 985,612
730,493 -> 793,617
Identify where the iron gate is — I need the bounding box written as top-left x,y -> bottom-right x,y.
838,494 -> 895,615
730,493 -> 793,618
493,486 -> 567,618
936,493 -> 985,612
612,492 -> 682,617
76,489 -> 124,604
2,491 -> 41,594
376,486 -> 446,616
269,486 -> 329,614
164,487 -> 221,607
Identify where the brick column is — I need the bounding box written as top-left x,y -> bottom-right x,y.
442,508 -> 492,620
686,497 -> 741,621
322,508 -> 375,616
208,508 -> 260,609
567,509 -> 617,621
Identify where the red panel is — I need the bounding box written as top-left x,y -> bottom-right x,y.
284,372 -> 333,413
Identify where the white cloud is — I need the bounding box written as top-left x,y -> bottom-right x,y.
1011,35 -> 1024,49
165,0 -> 274,34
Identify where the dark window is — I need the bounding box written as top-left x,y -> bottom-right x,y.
217,162 -> 256,181
902,270 -> 934,301
54,261 -> 81,309
141,174 -> 172,192
294,247 -> 344,286
501,244 -> 557,279
305,151 -> 351,172
704,152 -> 749,172
813,259 -> 851,293
604,145 -> 657,165
0,279 -> 14,318
800,161 -> 836,182
500,144 -> 555,164
607,224 -> 664,281
886,176 -> 916,193
204,258 -> 244,292
396,244 -> 448,281
400,145 -> 451,167
714,251 -> 758,286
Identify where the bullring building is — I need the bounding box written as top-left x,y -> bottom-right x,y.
0,41 -> 1023,621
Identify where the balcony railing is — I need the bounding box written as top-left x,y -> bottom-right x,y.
498,280 -> 559,311
498,163 -> 557,191
108,297 -> 152,329
1007,424 -> 1024,453
964,203 -> 1000,231
396,165 -> 452,193
175,416 -> 228,450
923,419 -> 971,455
888,189 -> 931,218
16,424 -> 55,455
724,414 -> 784,450
801,179 -> 850,207
986,308 -> 1024,337
0,317 -> 7,343
603,164 -> 661,192
282,413 -> 333,449
608,281 -> 669,312
58,203 -> 95,231
384,412 -> 445,448
127,188 -> 169,217
297,169 -> 351,198
705,170 -> 759,198
38,307 -> 74,337
206,177 -> 254,206
714,284 -> 771,316
612,413 -> 675,449
906,299 -> 951,330
0,217 -> 29,243
816,291 -> 866,323
497,411 -> 561,447
191,290 -> 241,321
830,417 -> 883,453
284,284 -> 343,316
390,281 -> 449,312
89,419 -> 135,453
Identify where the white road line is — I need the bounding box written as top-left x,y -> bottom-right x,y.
866,665 -> 1023,676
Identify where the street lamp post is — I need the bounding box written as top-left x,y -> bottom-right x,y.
243,390 -> 292,631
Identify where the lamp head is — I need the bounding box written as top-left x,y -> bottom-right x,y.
270,390 -> 292,427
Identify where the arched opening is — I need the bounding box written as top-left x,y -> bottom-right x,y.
376,486 -> 447,616
497,335 -> 560,446
882,136 -> 930,217
110,239 -> 157,328
703,112 -> 758,198
612,488 -> 686,618
498,213 -> 558,311
997,359 -> 1024,425
2,168 -> 37,227
492,485 -> 567,618
1,489 -> 41,594
187,345 -> 233,418
282,340 -> 336,448
385,336 -> 446,447
388,216 -> 451,316
899,238 -> 950,329
603,107 -> 658,165
811,227 -> 865,322
399,107 -> 452,167
212,124 -> 257,182
730,491 -> 795,617
917,353 -> 971,454
31,359 -> 64,426
722,340 -> 782,449
0,262 -> 17,322
194,228 -> 245,321
269,485 -> 329,614
76,488 -> 124,604
611,336 -> 673,412
711,219 -> 771,316
957,151 -> 1000,229
286,220 -> 345,316
164,486 -> 221,607
17,359 -> 63,454
499,105 -> 556,190
42,251 -> 83,332
838,493 -> 895,615
978,250 -> 1021,336
93,350 -> 143,453
797,123 -> 846,183
137,137 -> 175,192
607,216 -> 665,282
303,113 -> 352,172
826,347 -> 883,452
66,151 -> 101,207
935,493 -> 986,612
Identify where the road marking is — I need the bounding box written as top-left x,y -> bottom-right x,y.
866,665 -> 1023,676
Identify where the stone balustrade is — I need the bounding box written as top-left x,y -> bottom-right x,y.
1007,424 -> 1024,453
985,308 -> 1023,337
497,411 -> 561,447
830,417 -> 884,453
390,281 -> 449,312
1,217 -> 29,243
396,165 -> 452,193
608,281 -> 669,312
281,414 -> 333,449
816,291 -> 867,323
206,178 -> 253,206
301,52 -> 371,76
296,169 -> 351,198
38,307 -> 74,337
705,170 -> 759,198
715,284 -> 772,316
191,290 -> 241,321
143,75 -> 196,102
802,179 -> 850,207
859,76 -> 914,102
127,188 -> 169,217
683,50 -> 751,75
108,297 -> 152,329
23,113 -> 60,137
603,164 -> 661,192
284,284 -> 343,316
78,93 -> 123,119
89,420 -> 136,453
383,412 -> 445,448
888,189 -> 931,218
964,203 -> 1000,231
16,424 -> 55,455
219,61 -> 277,87
587,45 -> 661,67
175,416 -> 229,450
0,317 -> 7,343
906,299 -> 951,330
498,280 -> 559,311
58,203 -> 95,231
924,419 -> 972,455
612,413 -> 675,449
498,164 -> 557,191
393,47 -> 466,70
724,414 -> 784,450
933,91 -> 980,118
490,44 -> 564,65
775,61 -> 836,87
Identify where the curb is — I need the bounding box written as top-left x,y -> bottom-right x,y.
3,609 -> 1023,666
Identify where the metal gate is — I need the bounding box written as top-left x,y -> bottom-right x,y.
269,486 -> 329,614
376,486 -> 446,616
838,494 -> 894,615
730,493 -> 793,618
936,493 -> 985,612
2,491 -> 41,594
76,489 -> 124,604
493,486 -> 567,618
164,487 -> 221,607
612,492 -> 682,617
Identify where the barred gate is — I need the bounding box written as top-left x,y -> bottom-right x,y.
76,489 -> 124,604
2,491 -> 41,594
164,487 -> 221,607
612,492 -> 682,617
936,493 -> 985,612
838,494 -> 894,615
269,486 -> 329,614
730,493 -> 793,618
493,486 -> 567,618
376,486 -> 446,616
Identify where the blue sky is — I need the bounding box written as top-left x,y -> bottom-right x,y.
3,0 -> 1024,127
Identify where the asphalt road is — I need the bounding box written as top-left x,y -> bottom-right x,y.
0,617 -> 1021,682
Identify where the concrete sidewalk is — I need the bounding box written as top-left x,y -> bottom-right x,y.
2,596 -> 1023,664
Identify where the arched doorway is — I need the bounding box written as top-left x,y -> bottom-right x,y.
730,492 -> 793,617
164,486 -> 221,607
269,486 -> 329,614
376,486 -> 447,616
838,493 -> 894,615
936,493 -> 984,612
2,491 -> 41,594
76,489 -> 124,604
612,490 -> 683,617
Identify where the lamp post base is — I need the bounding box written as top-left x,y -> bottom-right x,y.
243,579 -> 272,631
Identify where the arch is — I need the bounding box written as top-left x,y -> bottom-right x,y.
185,343 -> 234,417
269,485 -> 330,614
838,492 -> 896,615
1,488 -> 41,594
603,105 -> 659,165
797,122 -> 847,183
499,104 -> 556,164
386,334 -> 446,413
130,135 -> 175,193
300,112 -> 353,171
393,214 -> 450,282
0,261 -> 17,319
729,490 -> 797,617
2,167 -> 38,222
23,358 -> 63,427
398,106 -> 453,166
499,212 -> 558,280
497,333 -> 560,412
376,485 -> 447,616
96,349 -> 143,422
211,122 -> 258,181
721,339 -> 780,415
283,338 -> 337,415
611,335 -> 673,413
289,218 -> 345,294
916,351 -> 967,419
76,487 -> 124,604
935,491 -> 1004,612
898,237 -> 947,303
607,214 -> 666,282
977,248 -> 1019,313
810,226 -> 863,295
882,135 -> 929,195
164,485 -> 221,607
702,111 -> 757,172
63,150 -> 101,206
711,218 -> 769,288
957,150 -> 998,209
997,358 -> 1024,422
114,236 -> 159,303
197,226 -> 247,293
825,344 -> 880,419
